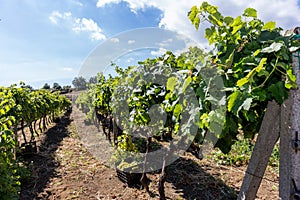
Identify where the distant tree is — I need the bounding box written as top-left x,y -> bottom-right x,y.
88,76 -> 98,85
72,76 -> 87,90
53,82 -> 62,90
59,85 -> 72,94
21,84 -> 34,91
63,85 -> 72,90
42,83 -> 51,90
19,81 -> 34,90
63,85 -> 72,92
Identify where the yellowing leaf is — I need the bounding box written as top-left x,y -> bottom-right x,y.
262,21 -> 276,31
255,58 -> 267,72
193,16 -> 200,30
173,104 -> 182,118
167,77 -> 177,92
253,49 -> 260,56
182,76 -> 192,93
243,8 -> 257,18
232,16 -> 242,26
237,77 -> 248,87
228,91 -> 240,112
200,113 -> 209,128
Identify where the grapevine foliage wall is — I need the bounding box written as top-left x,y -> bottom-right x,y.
0,85 -> 71,199
189,1 -> 300,152
76,2 -> 300,159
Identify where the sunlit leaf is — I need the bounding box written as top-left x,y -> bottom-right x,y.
182,76 -> 192,93
228,90 -> 240,112
261,42 -> 283,53
237,77 -> 248,87
243,8 -> 257,18
166,77 -> 177,92
255,58 -> 267,72
262,21 -> 276,31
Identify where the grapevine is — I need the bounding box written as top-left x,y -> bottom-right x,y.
74,2 -> 300,198
0,83 -> 71,199
189,1 -> 300,152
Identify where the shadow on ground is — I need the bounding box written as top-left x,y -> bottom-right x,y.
19,110 -> 72,200
164,157 -> 237,200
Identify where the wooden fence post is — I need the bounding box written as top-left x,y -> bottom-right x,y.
238,101 -> 280,200
279,52 -> 300,200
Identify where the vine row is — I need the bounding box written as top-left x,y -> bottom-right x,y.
0,83 -> 71,199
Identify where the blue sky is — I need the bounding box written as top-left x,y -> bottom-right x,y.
1,0 -> 300,88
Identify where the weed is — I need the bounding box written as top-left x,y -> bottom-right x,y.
208,138 -> 279,169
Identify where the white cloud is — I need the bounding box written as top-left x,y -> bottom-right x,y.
97,0 -> 151,13
72,18 -> 106,40
211,0 -> 300,29
128,39 -> 135,44
71,0 -> 84,7
110,37 -> 120,43
97,0 -> 121,8
156,38 -> 174,48
49,11 -> 106,41
96,0 -> 300,47
49,11 -> 72,24
150,47 -> 167,56
62,67 -> 73,71
95,0 -> 201,42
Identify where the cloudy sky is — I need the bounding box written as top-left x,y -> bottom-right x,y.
1,0 -> 300,88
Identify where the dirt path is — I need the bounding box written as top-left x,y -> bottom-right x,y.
19,107 -> 278,200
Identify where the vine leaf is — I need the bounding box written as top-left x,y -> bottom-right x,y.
227,90 -> 240,113
182,76 -> 192,93
268,81 -> 288,104
261,42 -> 283,53
226,49 -> 235,67
289,46 -> 300,52
0,109 -> 5,115
231,16 -> 243,34
208,108 -> 225,137
188,6 -> 200,30
167,77 -> 177,92
224,16 -> 233,25
255,58 -> 267,72
262,21 -> 276,31
237,77 -> 248,88
243,8 -> 257,18
285,69 -> 298,89
173,104 -> 182,119
228,91 -> 252,116
237,58 -> 267,88
242,98 -> 252,111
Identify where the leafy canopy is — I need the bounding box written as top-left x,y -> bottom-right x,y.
189,2 -> 300,152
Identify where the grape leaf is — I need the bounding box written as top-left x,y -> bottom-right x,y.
261,42 -> 283,53
262,21 -> 276,31
243,8 -> 257,18
268,81 -> 288,104
167,77 -> 177,92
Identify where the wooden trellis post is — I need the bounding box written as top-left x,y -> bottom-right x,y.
237,101 -> 280,200
238,31 -> 300,200
279,51 -> 300,200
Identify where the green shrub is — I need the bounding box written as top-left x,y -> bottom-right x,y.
209,138 -> 279,168
209,138 -> 254,166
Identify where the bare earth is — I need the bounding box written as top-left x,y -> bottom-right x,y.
19,107 -> 278,200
